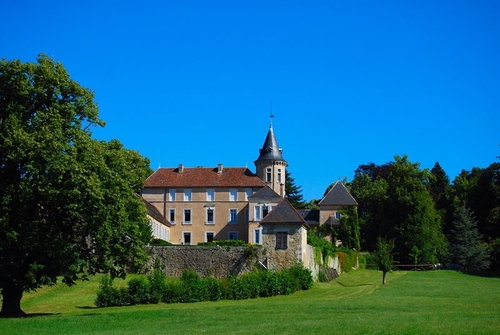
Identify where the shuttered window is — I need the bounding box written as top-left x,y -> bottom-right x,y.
276,232 -> 288,250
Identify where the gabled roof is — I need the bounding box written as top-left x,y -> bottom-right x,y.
141,198 -> 171,226
318,182 -> 358,206
261,198 -> 308,227
144,167 -> 266,188
248,185 -> 282,202
255,124 -> 285,162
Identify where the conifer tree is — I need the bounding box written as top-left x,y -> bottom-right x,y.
285,170 -> 306,209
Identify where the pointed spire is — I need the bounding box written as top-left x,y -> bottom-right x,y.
256,123 -> 284,161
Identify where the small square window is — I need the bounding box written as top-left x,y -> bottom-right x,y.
207,189 -> 215,202
335,212 -> 341,219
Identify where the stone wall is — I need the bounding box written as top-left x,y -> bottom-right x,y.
144,244 -> 341,281
144,246 -> 264,279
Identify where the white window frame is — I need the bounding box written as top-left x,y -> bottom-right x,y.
206,207 -> 215,224
183,208 -> 192,224
229,189 -> 238,201
228,231 -> 238,240
245,188 -> 252,201
254,228 -> 262,245
254,205 -> 262,221
206,189 -> 215,202
278,168 -> 282,183
184,189 -> 192,202
169,208 -> 176,224
229,208 -> 238,224
169,189 -> 176,201
183,231 -> 192,245
205,231 -> 215,243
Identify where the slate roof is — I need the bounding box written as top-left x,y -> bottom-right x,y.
261,198 -> 309,227
318,182 -> 358,206
297,209 -> 320,225
248,185 -> 282,201
255,124 -> 286,162
141,198 -> 171,226
144,167 -> 266,188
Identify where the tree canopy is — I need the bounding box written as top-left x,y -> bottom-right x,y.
285,169 -> 306,209
0,55 -> 152,317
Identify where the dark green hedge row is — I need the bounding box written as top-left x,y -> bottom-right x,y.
95,265 -> 313,307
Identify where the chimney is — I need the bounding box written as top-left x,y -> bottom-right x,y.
217,163 -> 223,174
178,164 -> 184,174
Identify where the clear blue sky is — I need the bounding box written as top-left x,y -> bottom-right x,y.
2,1 -> 499,201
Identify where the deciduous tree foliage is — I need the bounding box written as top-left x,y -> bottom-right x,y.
0,55 -> 152,317
374,237 -> 395,285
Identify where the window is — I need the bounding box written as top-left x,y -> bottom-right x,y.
183,209 -> 192,224
276,231 -> 288,250
169,189 -> 176,201
263,205 -> 269,218
245,189 -> 252,201
335,212 -> 341,219
278,169 -> 282,183
183,232 -> 192,245
266,168 -> 272,182
206,207 -> 214,224
206,232 -> 215,243
229,209 -> 238,224
245,208 -> 249,223
229,189 -> 237,201
254,205 -> 261,221
206,189 -> 215,202
254,229 -> 261,244
184,189 -> 192,201
169,208 -> 176,224
228,231 -> 238,240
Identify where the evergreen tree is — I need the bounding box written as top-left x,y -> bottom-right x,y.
448,206 -> 490,271
285,170 -> 306,208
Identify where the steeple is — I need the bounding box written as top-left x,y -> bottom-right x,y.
254,119 -> 287,197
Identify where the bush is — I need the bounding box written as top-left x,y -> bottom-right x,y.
148,264 -> 168,303
95,276 -> 130,307
150,238 -> 172,246
337,249 -> 358,273
128,277 -> 153,305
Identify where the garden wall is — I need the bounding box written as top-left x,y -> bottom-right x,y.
144,245 -> 341,280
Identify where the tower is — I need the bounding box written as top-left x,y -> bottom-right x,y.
254,122 -> 287,197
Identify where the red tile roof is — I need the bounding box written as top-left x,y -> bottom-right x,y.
144,167 -> 267,188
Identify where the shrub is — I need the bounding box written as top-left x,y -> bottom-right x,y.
95,275 -> 130,307
148,263 -> 168,303
203,277 -> 223,301
180,269 -> 207,303
128,277 -> 152,305
150,238 -> 172,246
337,249 -> 358,273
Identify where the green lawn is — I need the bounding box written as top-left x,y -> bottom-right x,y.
2,270 -> 500,334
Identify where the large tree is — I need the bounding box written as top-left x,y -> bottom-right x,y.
448,206 -> 490,271
0,55 -> 152,317
285,169 -> 306,209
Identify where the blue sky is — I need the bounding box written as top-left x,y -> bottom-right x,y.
2,1 -> 499,201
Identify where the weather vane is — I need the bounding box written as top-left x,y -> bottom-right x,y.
270,101 -> 274,126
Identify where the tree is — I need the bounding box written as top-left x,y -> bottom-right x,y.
0,55 -> 152,317
374,237 -> 395,285
448,206 -> 490,271
285,170 -> 306,208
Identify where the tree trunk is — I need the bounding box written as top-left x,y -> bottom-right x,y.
382,271 -> 387,285
0,284 -> 25,318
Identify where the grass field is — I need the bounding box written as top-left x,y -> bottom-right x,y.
1,270 -> 499,334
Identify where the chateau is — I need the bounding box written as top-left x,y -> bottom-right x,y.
141,122 -> 357,246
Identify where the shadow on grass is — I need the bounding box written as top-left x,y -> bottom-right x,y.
22,313 -> 61,318
464,271 -> 500,278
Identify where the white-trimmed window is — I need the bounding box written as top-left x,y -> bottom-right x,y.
184,189 -> 192,202
206,189 -> 215,202
206,207 -> 215,224
229,209 -> 238,224
245,189 -> 252,201
206,231 -> 215,243
254,228 -> 262,244
228,231 -> 238,240
276,231 -> 288,250
183,232 -> 192,245
169,189 -> 176,201
169,208 -> 176,224
229,189 -> 238,201
183,209 -> 192,224
335,211 -> 341,219
254,205 -> 262,221
266,168 -> 272,182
